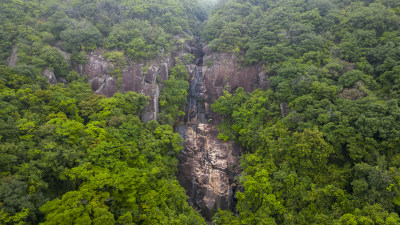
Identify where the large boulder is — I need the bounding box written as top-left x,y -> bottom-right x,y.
42,68 -> 57,86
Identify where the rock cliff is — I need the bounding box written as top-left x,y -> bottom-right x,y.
83,52 -> 173,122
177,45 -> 269,220
202,47 -> 269,120
178,123 -> 242,220
41,68 -> 58,86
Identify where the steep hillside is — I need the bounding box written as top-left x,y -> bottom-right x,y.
203,0 -> 400,224
2,0 -> 400,224
0,0 -> 210,224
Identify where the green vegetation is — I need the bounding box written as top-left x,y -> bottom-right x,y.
2,0 -> 400,224
206,0 -> 400,224
0,0 -> 210,73
0,65 -> 205,224
158,63 -> 190,126
0,0 -> 212,223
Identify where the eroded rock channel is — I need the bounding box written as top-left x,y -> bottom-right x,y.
177,39 -> 247,220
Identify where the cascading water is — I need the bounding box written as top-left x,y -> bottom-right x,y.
177,37 -> 242,220
187,67 -> 202,123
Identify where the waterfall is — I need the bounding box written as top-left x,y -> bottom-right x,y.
187,52 -> 205,123
177,36 -> 241,220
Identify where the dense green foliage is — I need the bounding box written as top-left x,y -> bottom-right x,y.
3,0 -> 400,224
0,0 -> 209,72
0,65 -> 205,224
158,62 -> 190,126
0,0 -> 212,223
207,0 -> 400,224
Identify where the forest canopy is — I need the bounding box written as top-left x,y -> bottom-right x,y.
0,0 -> 209,224
1,0 -> 400,224
0,65 -> 206,224
205,0 -> 400,224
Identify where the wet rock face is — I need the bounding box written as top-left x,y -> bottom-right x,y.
176,64 -> 242,220
177,44 -> 268,220
83,53 -> 172,122
177,124 -> 242,220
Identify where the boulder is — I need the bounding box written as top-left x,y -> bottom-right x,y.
145,65 -> 158,84
42,68 -> 57,85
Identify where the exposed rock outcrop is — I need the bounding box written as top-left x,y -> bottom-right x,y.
202,50 -> 269,120
177,44 -> 269,220
280,103 -> 290,118
83,53 -> 173,122
6,47 -> 18,68
178,124 -> 241,220
42,68 -> 57,86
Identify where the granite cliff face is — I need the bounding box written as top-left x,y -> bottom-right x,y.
83,53 -> 173,122
178,122 -> 242,220
202,47 -> 269,120
41,68 -> 58,86
177,44 -> 269,220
